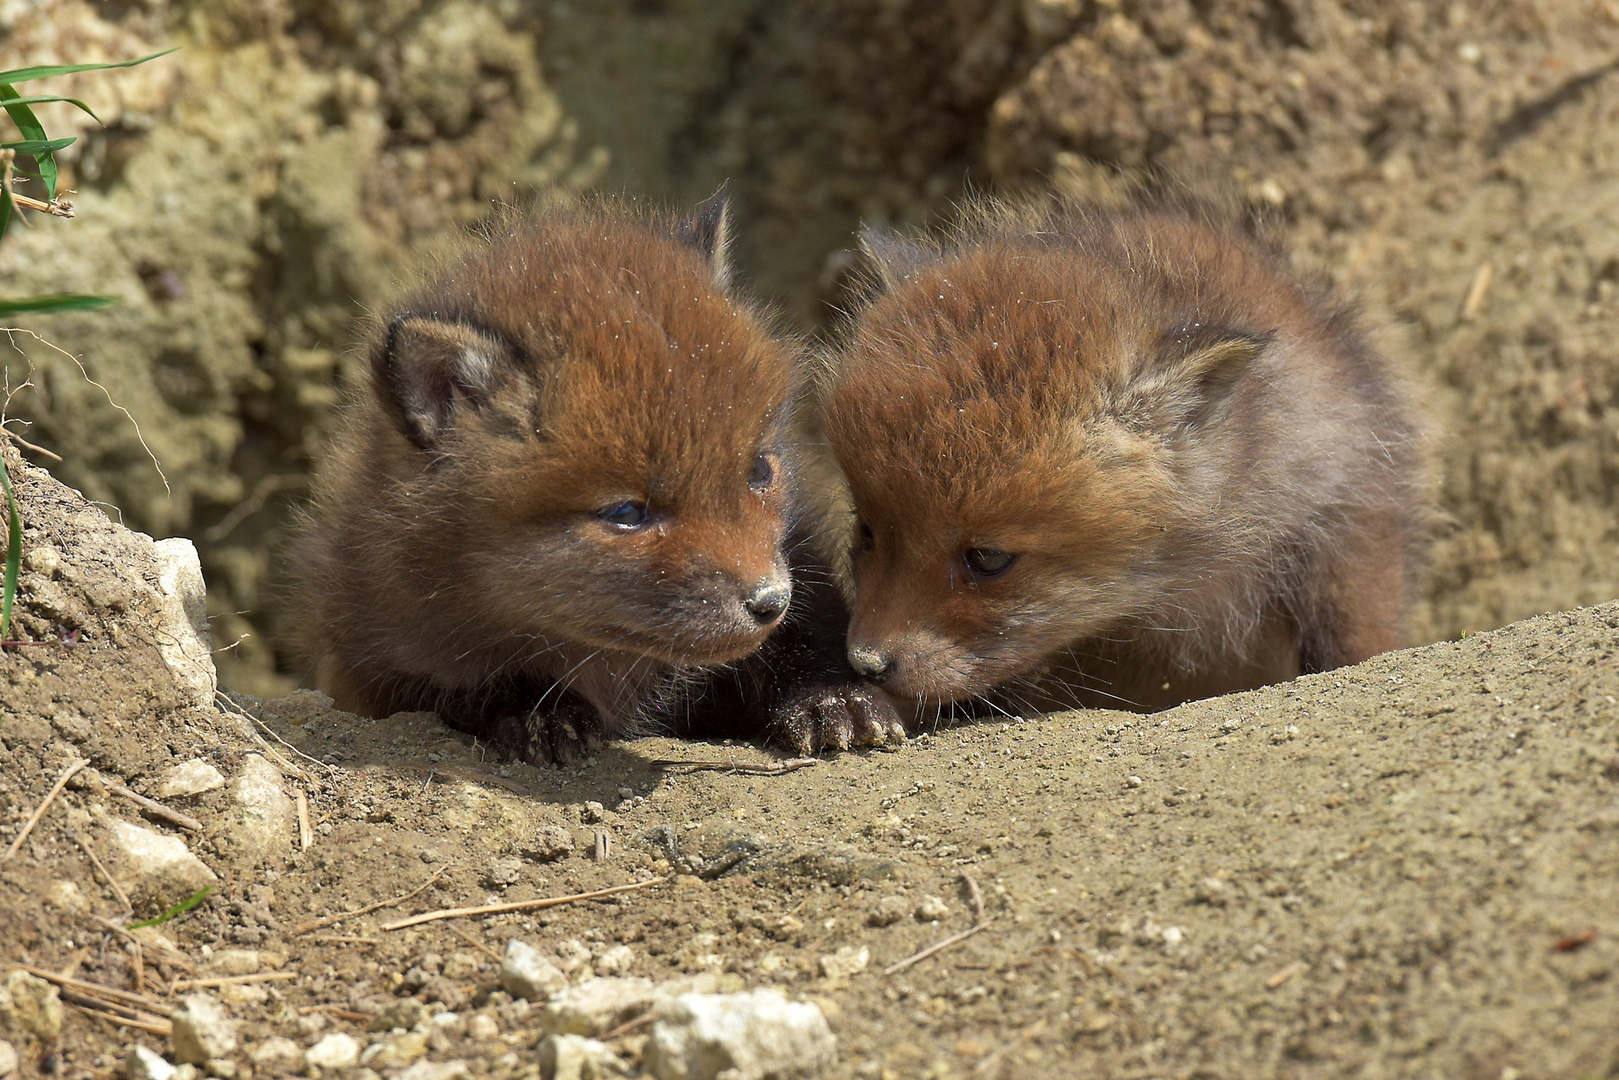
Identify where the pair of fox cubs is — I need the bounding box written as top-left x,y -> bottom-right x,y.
291,193 -> 1427,764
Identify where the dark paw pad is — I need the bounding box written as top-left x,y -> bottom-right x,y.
480,702 -> 604,766
773,684 -> 908,755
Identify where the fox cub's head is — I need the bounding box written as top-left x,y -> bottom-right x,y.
819,202 -> 1278,705
370,196 -> 795,666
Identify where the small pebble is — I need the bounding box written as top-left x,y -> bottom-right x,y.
501,939 -> 566,1002
124,1046 -> 176,1080
915,896 -> 949,922
532,824 -> 575,861
867,896 -> 908,927
170,995 -> 237,1065
306,1033 -> 361,1071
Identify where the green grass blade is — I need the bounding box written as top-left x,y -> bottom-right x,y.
0,454 -> 18,642
0,94 -> 103,124
0,184 -> 11,240
0,294 -> 118,314
0,85 -> 56,198
127,885 -> 211,929
0,136 -> 75,157
0,49 -> 178,86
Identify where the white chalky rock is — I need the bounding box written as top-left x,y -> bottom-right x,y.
102,818 -> 218,915
0,1039 -> 18,1078
397,1061 -> 472,1080
123,1044 -> 176,1080
169,994 -> 237,1065
539,1033 -> 631,1080
538,978 -> 658,1037
305,1032 -> 361,1071
644,990 -> 836,1080
149,537 -> 217,707
501,939 -> 567,1001
248,1037 -> 301,1069
231,754 -> 295,857
156,759 -> 226,799
817,945 -> 869,980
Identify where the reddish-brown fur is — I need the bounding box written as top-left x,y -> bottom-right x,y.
290,198 -> 903,761
816,198 -> 1430,715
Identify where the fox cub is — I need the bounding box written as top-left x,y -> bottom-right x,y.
291,196 -> 902,761
815,198 -> 1429,715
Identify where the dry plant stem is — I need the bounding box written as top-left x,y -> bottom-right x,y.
291,866 -> 451,935
12,963 -> 175,1016
171,972 -> 296,991
973,1017 -> 1048,1076
95,771 -> 203,832
215,691 -> 330,778
0,327 -> 168,493
881,922 -> 989,976
297,1005 -> 375,1022
1,189 -> 74,218
71,828 -> 132,913
202,473 -> 306,543
962,870 -> 986,924
1461,261 -> 1495,322
446,923 -> 502,962
1,758 -> 85,862
1267,963 -> 1302,989
2,427 -> 62,461
884,873 -> 992,976
380,878 -> 665,931
602,1011 -> 657,1041
649,757 -> 820,775
309,935 -> 380,945
71,1002 -> 170,1036
296,790 -> 313,850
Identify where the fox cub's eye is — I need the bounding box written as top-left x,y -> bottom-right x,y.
598,501 -> 649,529
964,547 -> 1016,578
748,453 -> 776,489
856,520 -> 875,552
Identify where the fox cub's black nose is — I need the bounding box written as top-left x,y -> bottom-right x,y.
744,581 -> 791,624
847,646 -> 892,682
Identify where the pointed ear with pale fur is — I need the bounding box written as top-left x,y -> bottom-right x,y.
373,316 -> 513,449
1116,332 -> 1271,430
675,188 -> 733,291
857,225 -> 940,293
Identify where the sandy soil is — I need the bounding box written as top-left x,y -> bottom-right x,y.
1,454 -> 1616,1079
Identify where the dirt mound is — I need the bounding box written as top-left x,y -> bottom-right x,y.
2,451 -> 1617,1078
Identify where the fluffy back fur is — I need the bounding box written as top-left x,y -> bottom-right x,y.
817,197 -> 1430,712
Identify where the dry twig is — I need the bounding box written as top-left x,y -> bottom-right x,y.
649,757 -> 820,775
1,759 -> 86,862
881,923 -> 988,976
171,971 -> 296,991
11,963 -> 174,1017
1460,261 -> 1494,322
380,878 -> 664,931
296,790 -> 313,851
95,772 -> 203,832
883,870 -> 992,976
291,866 -> 451,935
70,828 -> 132,913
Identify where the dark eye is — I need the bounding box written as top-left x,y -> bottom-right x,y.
856,520 -> 875,552
748,453 -> 775,489
598,501 -> 649,529
964,547 -> 1016,577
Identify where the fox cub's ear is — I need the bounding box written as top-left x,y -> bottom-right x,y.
373,316 -> 513,449
675,188 -> 733,292
857,225 -> 941,294
1117,331 -> 1271,431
